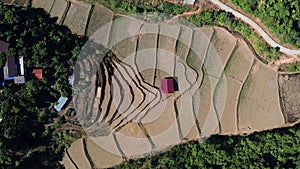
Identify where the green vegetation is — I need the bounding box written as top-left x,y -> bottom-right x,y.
285,62 -> 300,72
230,0 -> 300,48
0,3 -> 84,168
96,0 -> 191,15
116,124 -> 300,168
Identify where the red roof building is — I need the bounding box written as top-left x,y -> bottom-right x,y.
161,78 -> 174,94
32,69 -> 43,80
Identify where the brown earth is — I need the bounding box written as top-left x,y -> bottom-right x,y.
279,73 -> 300,123
136,24 -> 159,85
14,0 -> 26,6
67,139 -> 91,169
63,0 -> 91,36
176,26 -> 193,61
32,0 -> 55,12
49,0 -> 68,24
85,137 -> 123,168
220,40 -> 254,134
238,61 -> 285,131
49,3 -> 295,168
86,4 -> 114,37
61,152 -> 77,169
1,0 -> 12,4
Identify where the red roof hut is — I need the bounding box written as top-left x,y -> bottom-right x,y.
32,69 -> 43,80
161,78 -> 174,94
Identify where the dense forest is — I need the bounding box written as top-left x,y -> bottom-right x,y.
116,124 -> 300,168
230,0 -> 300,49
0,3 -> 84,168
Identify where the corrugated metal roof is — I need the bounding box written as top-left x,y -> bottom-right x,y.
54,96 -> 68,112
14,76 -> 25,84
184,0 -> 195,5
19,56 -> 25,76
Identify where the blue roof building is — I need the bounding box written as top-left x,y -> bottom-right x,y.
54,96 -> 68,112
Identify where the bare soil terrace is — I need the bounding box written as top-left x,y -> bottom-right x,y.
28,2 -> 299,168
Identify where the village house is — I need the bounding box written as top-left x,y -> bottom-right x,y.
0,41 -> 27,84
32,68 -> 43,80
161,78 -> 175,94
3,56 -> 26,84
54,96 -> 69,112
183,0 -> 195,5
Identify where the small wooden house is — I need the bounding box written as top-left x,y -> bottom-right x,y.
161,78 -> 174,94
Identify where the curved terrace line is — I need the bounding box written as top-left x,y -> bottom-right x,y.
209,0 -> 300,56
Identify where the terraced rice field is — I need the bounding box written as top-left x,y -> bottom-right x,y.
238,61 -> 285,131
86,4 -> 114,37
279,73 -> 300,123
61,153 -> 77,169
32,0 -> 55,12
67,139 -> 91,169
25,2 -> 294,168
1,0 -> 12,4
49,0 -> 68,24
85,137 -> 122,168
63,0 -> 91,36
13,0 -> 26,6
70,11 -> 290,166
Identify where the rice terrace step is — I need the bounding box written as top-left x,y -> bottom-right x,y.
28,1 -> 300,168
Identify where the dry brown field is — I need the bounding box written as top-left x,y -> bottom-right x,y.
32,0 -> 55,12
63,0 -> 91,36
49,0 -> 68,23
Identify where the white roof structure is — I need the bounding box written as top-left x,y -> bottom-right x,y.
14,76 -> 25,84
184,0 -> 195,5
68,75 -> 74,86
54,96 -> 68,112
19,56 -> 24,76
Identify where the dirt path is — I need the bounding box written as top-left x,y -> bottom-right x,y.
167,7 -> 202,23
174,7 -> 202,18
270,55 -> 300,70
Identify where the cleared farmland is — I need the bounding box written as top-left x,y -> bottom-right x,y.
279,73 -> 300,123
14,0 -> 26,6
68,139 -> 91,169
72,15 -> 288,167
39,3 -> 294,168
63,0 -> 91,36
238,61 -> 285,131
49,0 -> 68,24
219,40 -> 254,134
85,137 -> 123,168
1,0 -> 12,4
32,0 -> 55,12
86,4 -> 114,37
